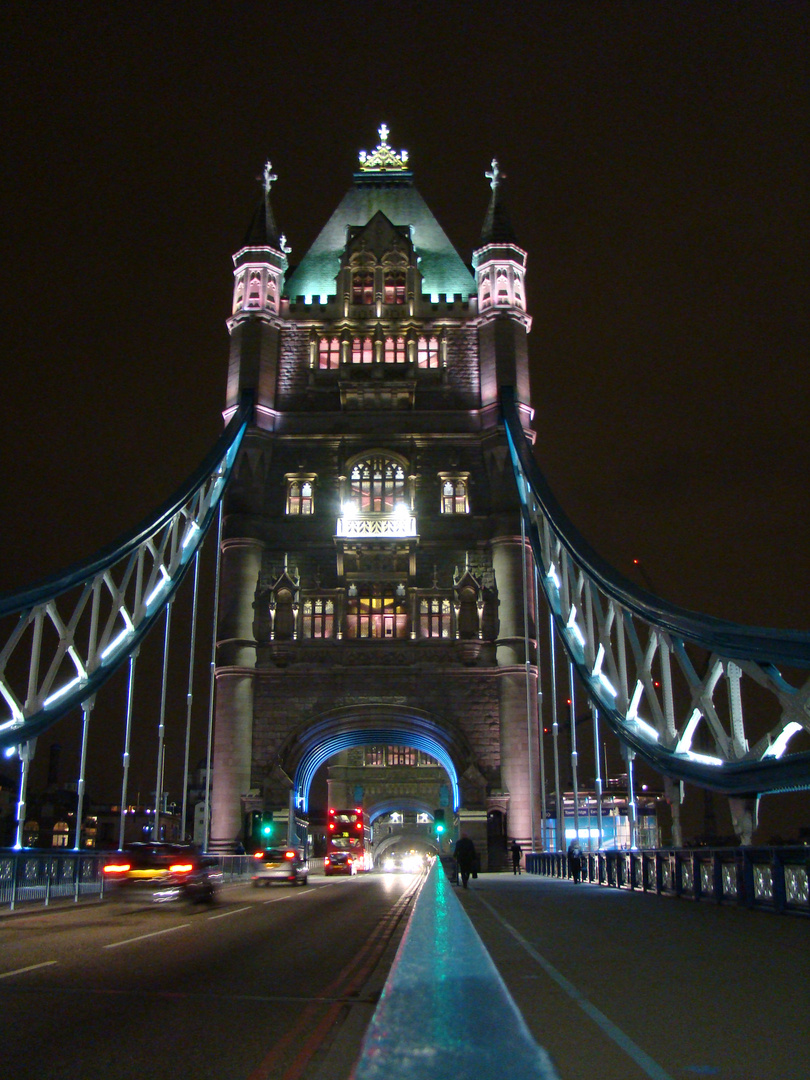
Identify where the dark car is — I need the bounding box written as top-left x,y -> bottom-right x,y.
103,843 -> 221,905
251,846 -> 308,886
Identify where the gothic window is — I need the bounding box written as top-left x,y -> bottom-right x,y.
318,338 -> 340,369
301,597 -> 334,639
234,274 -> 245,313
247,271 -> 263,308
513,272 -> 524,308
345,583 -> 407,639
384,271 -> 406,304
388,746 -> 417,766
420,597 -> 452,638
496,269 -> 509,305
364,746 -> 386,766
440,476 -> 469,514
480,278 -> 492,309
286,478 -> 314,515
352,272 -> 374,305
351,337 -> 374,364
383,337 -> 407,363
417,336 -> 439,368
264,278 -> 276,310
52,821 -> 70,848
350,457 -> 406,512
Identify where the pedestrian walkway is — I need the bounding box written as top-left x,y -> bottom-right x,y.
453,872 -> 809,1080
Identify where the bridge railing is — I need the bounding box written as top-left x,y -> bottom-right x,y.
0,850 -> 254,911
501,386 -> 810,799
525,846 -> 810,915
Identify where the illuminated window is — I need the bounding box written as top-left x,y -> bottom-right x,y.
318,338 -> 340,369
52,821 -> 70,848
352,272 -> 374,305
383,337 -> 407,363
420,597 -> 452,638
417,751 -> 438,766
388,746 -> 417,766
286,478 -> 314,515
301,597 -> 334,639
440,477 -> 469,514
417,336 -> 439,368
350,457 -> 406,512
346,584 -> 407,639
384,272 -> 406,304
351,337 -> 374,364
365,746 -> 386,766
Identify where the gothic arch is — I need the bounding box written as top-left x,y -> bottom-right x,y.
277,704 -> 473,813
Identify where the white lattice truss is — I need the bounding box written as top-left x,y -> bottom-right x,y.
0,403 -> 250,752
502,388 -> 810,795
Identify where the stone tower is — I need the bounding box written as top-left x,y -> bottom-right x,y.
210,128 -> 540,861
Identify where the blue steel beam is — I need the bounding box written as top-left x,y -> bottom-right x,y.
501,386 -> 810,795
0,397 -> 252,754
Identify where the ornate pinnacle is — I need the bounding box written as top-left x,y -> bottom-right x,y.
262,161 -> 278,195
485,159 -> 505,191
358,124 -> 409,172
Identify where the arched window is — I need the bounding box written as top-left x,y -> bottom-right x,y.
247,271 -> 263,308
349,457 -> 406,512
441,478 -> 468,514
302,597 -> 333,639
420,597 -> 452,638
318,338 -> 340,369
351,337 -> 374,364
352,272 -> 374,305
384,337 -> 407,363
417,336 -> 439,368
384,271 -> 406,304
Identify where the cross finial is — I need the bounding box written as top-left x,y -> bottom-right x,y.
262,161 -> 277,195
379,123 -> 390,145
485,158 -> 504,191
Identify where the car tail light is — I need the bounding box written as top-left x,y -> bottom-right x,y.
169,863 -> 193,873
324,857 -> 331,865
284,850 -> 295,860
103,862 -> 131,874
347,857 -> 352,864
253,851 -> 264,860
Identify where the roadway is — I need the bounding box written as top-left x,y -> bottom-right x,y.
454,871 -> 810,1080
0,871 -> 419,1080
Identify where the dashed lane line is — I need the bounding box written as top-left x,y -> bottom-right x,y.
103,923 -> 192,949
0,960 -> 58,979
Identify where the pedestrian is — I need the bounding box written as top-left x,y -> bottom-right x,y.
510,839 -> 522,875
453,833 -> 477,889
567,839 -> 582,883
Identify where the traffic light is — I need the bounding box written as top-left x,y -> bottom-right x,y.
249,811 -> 274,847
434,809 -> 445,835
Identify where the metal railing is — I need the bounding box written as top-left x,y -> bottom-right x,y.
525,846 -> 810,915
0,850 -> 255,911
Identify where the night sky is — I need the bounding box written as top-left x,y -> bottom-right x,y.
1,4 -> 807,835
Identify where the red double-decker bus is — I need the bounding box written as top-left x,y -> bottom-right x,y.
324,807 -> 372,876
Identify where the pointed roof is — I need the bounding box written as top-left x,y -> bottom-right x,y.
285,128 -> 475,303
241,161 -> 281,249
480,159 -> 518,246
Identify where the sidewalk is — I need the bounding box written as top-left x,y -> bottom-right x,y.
453,871 -> 809,1080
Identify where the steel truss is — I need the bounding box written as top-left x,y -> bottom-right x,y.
502,387 -> 810,795
0,399 -> 251,755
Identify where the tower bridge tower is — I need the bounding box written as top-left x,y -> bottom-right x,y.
211,128 -> 540,861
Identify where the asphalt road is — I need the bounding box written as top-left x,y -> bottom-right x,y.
455,872 -> 810,1080
0,871 -> 419,1080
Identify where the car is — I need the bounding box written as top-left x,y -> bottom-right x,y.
102,843 -> 221,905
380,850 -> 424,873
252,846 -> 309,886
323,850 -> 357,876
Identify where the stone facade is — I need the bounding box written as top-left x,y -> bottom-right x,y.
210,130 -> 541,862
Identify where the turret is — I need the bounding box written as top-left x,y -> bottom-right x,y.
225,161 -> 289,427
472,160 -> 532,410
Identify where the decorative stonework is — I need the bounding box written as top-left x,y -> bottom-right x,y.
358,124 -> 409,172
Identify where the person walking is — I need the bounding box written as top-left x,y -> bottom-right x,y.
453,833 -> 477,889
510,839 -> 522,875
568,839 -> 583,883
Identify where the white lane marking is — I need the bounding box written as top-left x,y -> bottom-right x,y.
475,894 -> 676,1080
104,923 -> 191,949
263,894 -> 297,905
0,960 -> 58,979
207,905 -> 251,920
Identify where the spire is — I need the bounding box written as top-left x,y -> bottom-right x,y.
243,160 -> 282,248
480,159 -> 517,246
